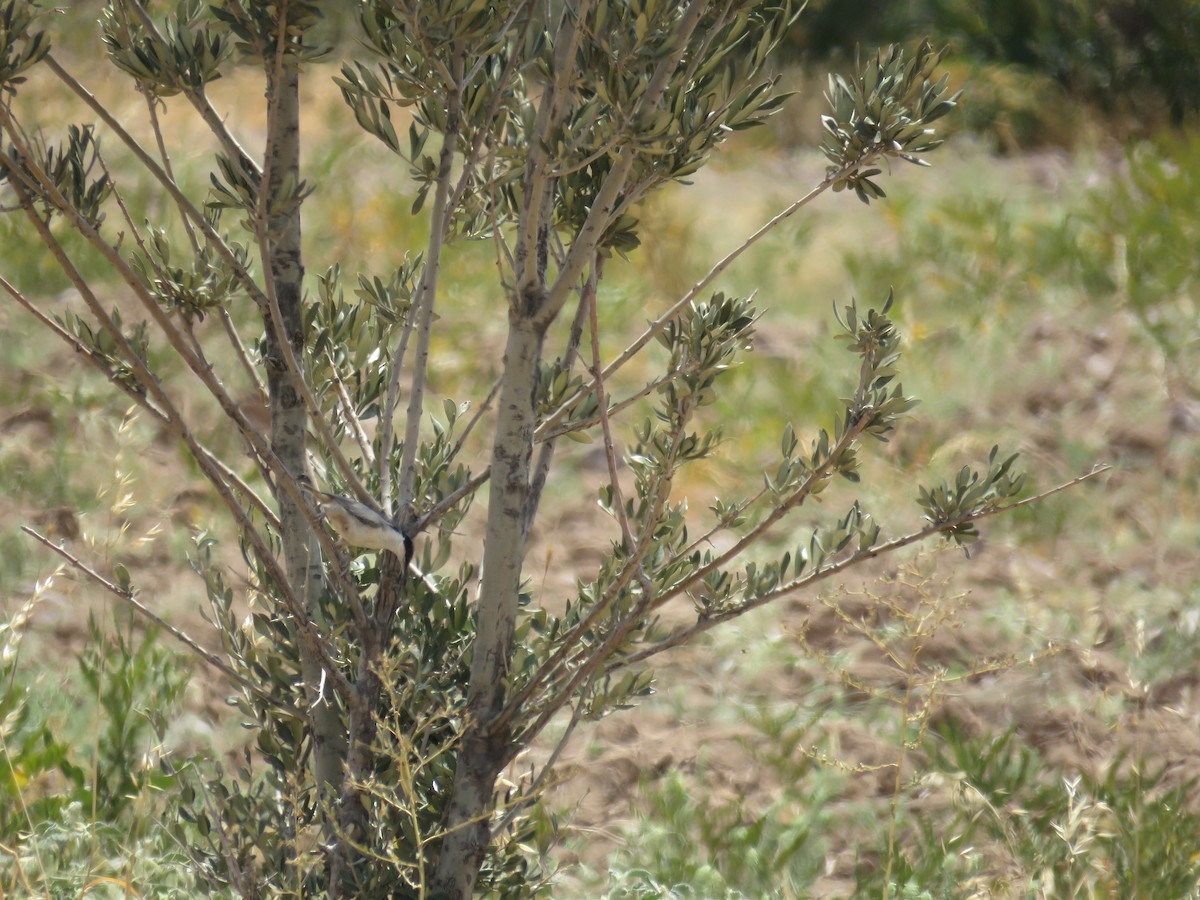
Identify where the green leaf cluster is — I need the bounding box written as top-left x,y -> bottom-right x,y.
209,0 -> 328,66
102,0 -> 229,97
185,526 -> 530,895
55,306 -> 151,395
306,262 -> 415,425
917,445 -> 1025,548
341,0 -> 801,247
0,125 -> 112,228
129,212 -> 252,321
1,606 -> 196,892
208,150 -> 313,230
875,725 -> 1200,896
0,0 -> 48,92
822,41 -> 958,203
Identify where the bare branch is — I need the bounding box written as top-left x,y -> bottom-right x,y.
327,354 -> 378,468
447,376 -> 501,466
525,261 -> 593,531
491,695 -> 585,840
585,261 -> 632,546
413,469 -> 491,535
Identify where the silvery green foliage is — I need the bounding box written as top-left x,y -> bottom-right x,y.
0,125 -> 111,226
0,0 -> 48,89
918,445 -> 1025,550
339,0 -> 800,237
102,0 -> 229,96
0,0 -> 1023,895
822,41 -> 959,203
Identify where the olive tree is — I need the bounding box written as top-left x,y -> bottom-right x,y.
0,1 -> 1085,895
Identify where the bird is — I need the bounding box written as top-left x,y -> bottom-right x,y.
310,489 -> 413,563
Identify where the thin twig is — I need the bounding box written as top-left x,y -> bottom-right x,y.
327,355 -> 377,467
539,151 -> 884,436
379,307 -> 416,514
447,376 -> 502,466
141,84 -> 201,252
198,777 -> 253,896
525,260 -> 594,531
536,367 -> 684,442
513,386 -> 698,740
393,57 -> 466,527
364,3 -> 527,521
1,273 -> 167,422
413,468 -> 492,534
586,261 -> 632,546
0,107 -> 280,484
218,306 -> 269,405
446,0 -> 535,215
0,141 -> 276,507
140,80 -> 266,403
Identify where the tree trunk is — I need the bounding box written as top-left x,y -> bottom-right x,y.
261,64 -> 345,793
432,312 -> 546,896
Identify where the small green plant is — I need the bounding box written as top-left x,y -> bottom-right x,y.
76,613 -> 191,822
0,598 -> 200,896
882,726 -> 1200,897
599,762 -> 832,898
1074,134 -> 1200,405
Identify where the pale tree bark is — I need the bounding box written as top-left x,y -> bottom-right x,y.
430,16 -> 565,892
431,4 -> 711,891
433,312 -> 547,897
260,61 -> 345,793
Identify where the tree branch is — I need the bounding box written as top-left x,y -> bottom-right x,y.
616,466 -> 1113,668
42,54 -> 267,308
393,57 -> 465,528
539,152 -> 885,436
